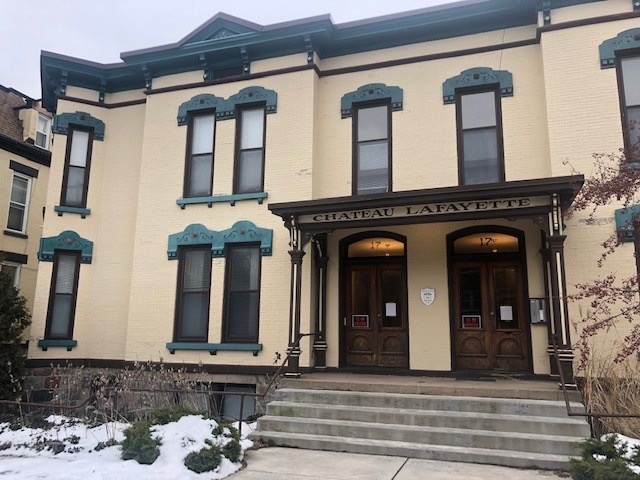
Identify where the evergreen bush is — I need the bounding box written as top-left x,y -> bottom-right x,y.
570,436 -> 640,480
120,421 -> 161,464
184,440 -> 222,473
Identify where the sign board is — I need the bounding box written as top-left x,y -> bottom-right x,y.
300,196 -> 548,225
352,315 -> 369,328
461,315 -> 481,329
420,288 -> 435,306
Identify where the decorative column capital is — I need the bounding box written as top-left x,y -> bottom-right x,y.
289,249 -> 306,265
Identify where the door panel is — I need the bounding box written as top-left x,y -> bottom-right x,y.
345,263 -> 408,367
453,261 -> 528,372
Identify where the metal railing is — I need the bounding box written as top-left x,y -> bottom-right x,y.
551,334 -> 640,423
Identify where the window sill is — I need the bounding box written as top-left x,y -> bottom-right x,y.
4,230 -> 28,239
176,192 -> 268,209
166,342 -> 262,356
38,339 -> 77,351
54,206 -> 91,218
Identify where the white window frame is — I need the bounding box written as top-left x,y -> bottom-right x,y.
6,172 -> 31,234
0,262 -> 21,289
35,114 -> 51,150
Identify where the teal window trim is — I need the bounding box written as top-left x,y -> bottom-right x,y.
37,339 -> 77,351
442,67 -> 513,104
221,86 -> 277,119
53,111 -> 105,140
177,93 -> 225,125
166,342 -> 262,355
54,205 -> 91,218
341,83 -> 403,118
599,28 -> 640,69
39,230 -> 94,264
167,220 -> 273,260
615,205 -> 640,242
176,192 -> 268,209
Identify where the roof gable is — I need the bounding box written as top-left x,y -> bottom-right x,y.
179,13 -> 263,46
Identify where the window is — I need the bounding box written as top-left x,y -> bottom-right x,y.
61,127 -> 93,208
45,251 -> 80,339
6,173 -> 30,233
35,114 -> 51,149
619,56 -> 640,161
174,246 -> 212,341
0,262 -> 20,288
223,245 -> 261,343
184,113 -> 215,197
353,104 -> 391,195
456,88 -> 504,185
234,107 -> 265,194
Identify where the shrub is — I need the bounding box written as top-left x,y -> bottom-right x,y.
150,406 -> 196,425
120,421 -> 161,464
184,440 -> 222,473
222,438 -> 242,462
570,436 -> 640,480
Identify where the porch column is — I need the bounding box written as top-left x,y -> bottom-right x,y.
545,194 -> 575,386
312,234 -> 328,369
284,217 -> 309,378
634,215 -> 640,293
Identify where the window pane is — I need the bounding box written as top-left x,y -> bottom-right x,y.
358,140 -> 388,194
237,150 -> 263,193
179,292 -> 209,339
463,129 -> 500,184
65,166 -> 85,206
230,247 -> 260,290
36,132 -> 47,148
622,57 -> 640,106
7,205 -> 25,231
69,130 -> 89,167
10,176 -> 28,204
188,154 -> 212,197
227,291 -> 259,340
37,115 -> 49,132
358,106 -> 388,141
461,91 -> 497,129
628,106 -> 640,149
191,115 -> 215,154
1,264 -> 18,287
50,294 -> 72,337
56,254 -> 77,294
240,109 -> 264,149
182,249 -> 211,291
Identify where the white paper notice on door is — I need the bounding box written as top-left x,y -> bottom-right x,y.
385,302 -> 397,317
500,305 -> 513,321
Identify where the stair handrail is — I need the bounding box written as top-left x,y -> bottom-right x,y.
551,334 -> 640,419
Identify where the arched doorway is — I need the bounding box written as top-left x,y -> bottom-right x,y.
447,226 -> 531,372
340,232 -> 408,368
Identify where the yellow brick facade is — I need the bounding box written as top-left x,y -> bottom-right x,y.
30,1 -> 640,378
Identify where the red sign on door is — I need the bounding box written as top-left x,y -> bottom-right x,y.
461,315 -> 481,329
352,315 -> 370,328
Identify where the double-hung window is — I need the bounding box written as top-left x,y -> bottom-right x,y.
174,246 -> 212,341
6,173 -> 30,234
45,251 -> 81,339
36,114 -> 51,149
0,263 -> 20,289
456,88 -> 504,185
222,245 -> 261,343
619,56 -> 640,162
234,107 -> 266,194
185,113 -> 215,197
354,104 -> 391,195
61,127 -> 93,208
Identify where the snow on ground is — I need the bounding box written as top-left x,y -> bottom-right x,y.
608,434 -> 640,474
0,415 -> 255,480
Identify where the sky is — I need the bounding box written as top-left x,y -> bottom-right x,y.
1,0 -> 458,100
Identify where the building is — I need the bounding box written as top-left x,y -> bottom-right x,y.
0,85 -> 52,338
30,0 -> 639,386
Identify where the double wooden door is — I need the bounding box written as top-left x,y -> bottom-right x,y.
452,261 -> 529,372
344,262 -> 408,368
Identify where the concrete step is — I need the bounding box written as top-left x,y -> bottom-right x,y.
257,415 -> 583,456
249,430 -> 574,471
266,400 -> 591,437
275,388 -> 585,418
280,375 -> 582,402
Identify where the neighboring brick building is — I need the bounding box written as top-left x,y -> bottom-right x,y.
0,85 -> 52,337
30,0 -> 639,386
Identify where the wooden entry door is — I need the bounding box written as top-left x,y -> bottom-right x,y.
344,262 -> 408,367
452,261 -> 529,372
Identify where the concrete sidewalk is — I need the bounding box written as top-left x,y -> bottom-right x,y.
230,447 -> 569,479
